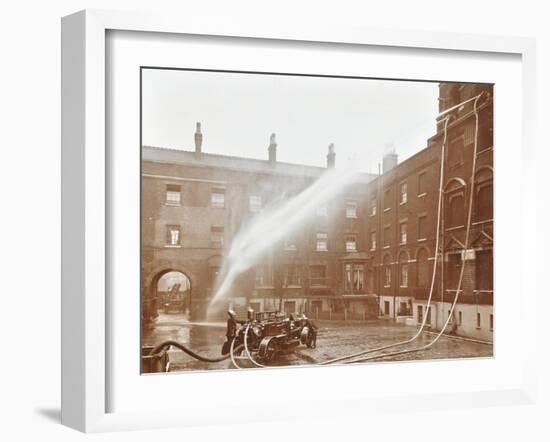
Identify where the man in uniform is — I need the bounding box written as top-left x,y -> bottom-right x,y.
222,309 -> 245,355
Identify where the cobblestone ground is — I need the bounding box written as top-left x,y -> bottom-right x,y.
142,313 -> 493,372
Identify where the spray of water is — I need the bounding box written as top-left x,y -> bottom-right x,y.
209,165 -> 362,308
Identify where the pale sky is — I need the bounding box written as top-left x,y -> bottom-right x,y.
142,69 -> 440,173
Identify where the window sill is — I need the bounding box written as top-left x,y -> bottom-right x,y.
383,208 -> 391,212
383,246 -> 390,249
399,201 -> 407,206
400,242 -> 407,246
477,146 -> 493,156
417,192 -> 427,198
417,238 -> 427,242
164,245 -> 181,248
370,248 -> 376,252
445,225 -> 465,231
164,202 -> 181,207
370,213 -> 376,217
345,216 -> 358,220
472,219 -> 493,226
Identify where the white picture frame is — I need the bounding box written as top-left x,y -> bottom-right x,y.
61,9 -> 537,433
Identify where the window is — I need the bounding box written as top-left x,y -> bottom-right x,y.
166,225 -> 181,246
459,311 -> 463,325
477,312 -> 481,328
490,314 -> 494,331
344,264 -> 364,292
426,306 -> 432,324
346,201 -> 358,218
447,193 -> 465,227
475,250 -> 493,291
399,252 -> 409,287
448,138 -> 464,166
476,182 -> 493,221
370,231 -> 377,251
418,172 -> 427,196
284,238 -> 297,251
383,226 -> 391,248
370,197 -> 377,216
165,184 -> 181,205
344,264 -> 352,291
353,264 -> 364,291
400,222 -> 407,245
249,195 -> 262,212
211,189 -> 225,208
284,264 -> 302,286
383,255 -> 392,287
317,204 -> 328,217
310,265 -> 326,286
345,235 -> 357,252
255,265 -> 273,287
211,226 -> 224,247
384,188 -> 392,211
416,248 -> 429,288
316,233 -> 328,251
400,182 -> 407,204
478,122 -> 493,151
400,263 -> 408,287
418,215 -> 428,240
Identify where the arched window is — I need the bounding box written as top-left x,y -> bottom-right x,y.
416,248 -> 430,288
448,194 -> 465,227
445,178 -> 466,228
475,167 -> 493,222
399,252 -> 409,288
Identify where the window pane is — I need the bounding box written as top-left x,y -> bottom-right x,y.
346,201 -> 357,218
211,192 -> 225,208
249,195 -> 262,212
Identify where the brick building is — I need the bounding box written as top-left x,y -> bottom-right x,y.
141,82 -> 493,341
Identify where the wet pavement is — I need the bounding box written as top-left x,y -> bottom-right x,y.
142,313 -> 493,372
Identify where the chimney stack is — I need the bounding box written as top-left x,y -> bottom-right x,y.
382,148 -> 398,174
327,143 -> 336,168
194,122 -> 203,159
268,133 -> 277,165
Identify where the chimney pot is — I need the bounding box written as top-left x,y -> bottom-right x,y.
327,143 -> 336,168
268,133 -> 277,164
194,122 -> 203,159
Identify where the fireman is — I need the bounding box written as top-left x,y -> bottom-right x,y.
222,309 -> 245,355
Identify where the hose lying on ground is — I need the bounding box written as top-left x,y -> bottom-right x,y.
149,340 -> 244,363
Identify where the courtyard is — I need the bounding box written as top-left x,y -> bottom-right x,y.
142,313 -> 493,372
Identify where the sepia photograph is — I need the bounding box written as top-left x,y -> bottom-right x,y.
140,68 -> 494,374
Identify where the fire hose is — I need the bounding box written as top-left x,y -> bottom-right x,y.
149,340 -> 244,363
337,93 -> 486,365
320,92 -> 488,366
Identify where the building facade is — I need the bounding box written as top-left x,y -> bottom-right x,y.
141,82 -> 494,341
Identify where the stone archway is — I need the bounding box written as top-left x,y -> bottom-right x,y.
142,267 -> 195,323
